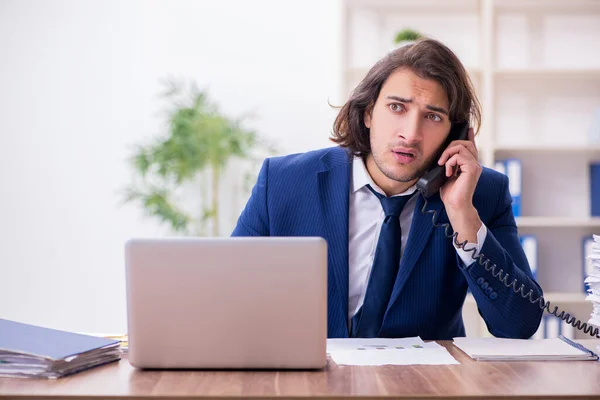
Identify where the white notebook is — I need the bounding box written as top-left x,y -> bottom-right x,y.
453,335 -> 598,361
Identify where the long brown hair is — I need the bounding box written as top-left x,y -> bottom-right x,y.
331,38 -> 481,157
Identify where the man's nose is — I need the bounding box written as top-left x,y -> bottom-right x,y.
399,112 -> 423,143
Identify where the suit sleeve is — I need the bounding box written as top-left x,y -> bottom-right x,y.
458,174 -> 544,339
231,158 -> 270,236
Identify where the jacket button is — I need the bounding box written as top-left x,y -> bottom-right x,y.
490,292 -> 498,300
486,287 -> 493,295
481,282 -> 489,290
476,277 -> 484,285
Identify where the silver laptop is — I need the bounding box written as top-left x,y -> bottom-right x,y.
124,236 -> 327,369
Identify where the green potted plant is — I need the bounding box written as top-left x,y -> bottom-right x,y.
122,78 -> 276,236
393,28 -> 423,47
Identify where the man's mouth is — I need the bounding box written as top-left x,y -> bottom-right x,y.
391,148 -> 417,164
392,148 -> 417,158
393,151 -> 415,158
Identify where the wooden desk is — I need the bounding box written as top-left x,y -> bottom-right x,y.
1,341 -> 599,399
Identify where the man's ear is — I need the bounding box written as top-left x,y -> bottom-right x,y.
364,105 -> 373,129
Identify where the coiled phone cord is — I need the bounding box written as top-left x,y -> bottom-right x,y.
418,189 -> 600,339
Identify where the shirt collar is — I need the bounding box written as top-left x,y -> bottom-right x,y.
351,156 -> 417,197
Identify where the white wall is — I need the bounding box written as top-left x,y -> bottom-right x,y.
0,0 -> 342,333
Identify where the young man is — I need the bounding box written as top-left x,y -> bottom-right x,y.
232,38 -> 544,340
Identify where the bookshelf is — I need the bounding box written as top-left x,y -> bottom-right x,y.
494,69 -> 600,79
516,217 -> 600,228
341,0 -> 600,339
494,145 -> 600,154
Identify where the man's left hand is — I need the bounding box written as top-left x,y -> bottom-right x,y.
437,127 -> 483,244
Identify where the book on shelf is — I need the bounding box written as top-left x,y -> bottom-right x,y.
494,158 -> 522,217
493,160 -> 506,176
532,319 -> 544,340
519,235 -> 538,280
591,162 -> 600,217
543,315 -> 561,339
533,316 -> 575,340
561,320 -> 575,340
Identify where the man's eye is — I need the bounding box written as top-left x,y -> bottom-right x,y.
389,103 -> 404,112
427,114 -> 442,122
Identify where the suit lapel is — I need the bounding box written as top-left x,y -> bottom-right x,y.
317,148 -> 351,336
387,192 -> 445,310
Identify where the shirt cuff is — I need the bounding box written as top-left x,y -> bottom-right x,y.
455,223 -> 487,267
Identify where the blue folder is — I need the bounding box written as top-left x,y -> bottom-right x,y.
0,318 -> 119,360
505,158 -> 522,217
591,162 -> 600,217
494,159 -> 522,217
519,235 -> 538,281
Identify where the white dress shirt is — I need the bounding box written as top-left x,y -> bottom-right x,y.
348,156 -> 487,321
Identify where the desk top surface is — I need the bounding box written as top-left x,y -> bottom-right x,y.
1,341 -> 600,399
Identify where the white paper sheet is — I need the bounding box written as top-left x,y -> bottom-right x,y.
326,337 -> 459,366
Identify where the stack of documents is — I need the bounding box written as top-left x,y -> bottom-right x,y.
0,319 -> 121,379
85,333 -> 128,354
108,334 -> 128,354
585,234 -> 600,329
453,336 -> 598,361
326,337 -> 459,366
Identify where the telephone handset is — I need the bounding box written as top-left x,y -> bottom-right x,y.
414,121 -> 600,339
416,121 -> 470,198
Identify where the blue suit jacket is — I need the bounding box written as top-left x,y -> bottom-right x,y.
232,146 -> 544,340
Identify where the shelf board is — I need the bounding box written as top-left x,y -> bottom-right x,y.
345,67 -> 481,78
495,68 -> 600,79
348,67 -> 600,81
515,217 -> 600,228
494,145 -> 600,155
345,0 -> 600,13
344,67 -> 482,95
542,293 -> 588,303
465,292 -> 588,304
494,0 -> 600,12
345,0 -> 479,12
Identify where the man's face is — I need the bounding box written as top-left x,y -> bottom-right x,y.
364,68 -> 452,192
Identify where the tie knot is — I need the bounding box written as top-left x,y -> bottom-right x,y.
366,185 -> 412,217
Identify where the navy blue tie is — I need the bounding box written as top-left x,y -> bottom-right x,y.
351,185 -> 413,338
